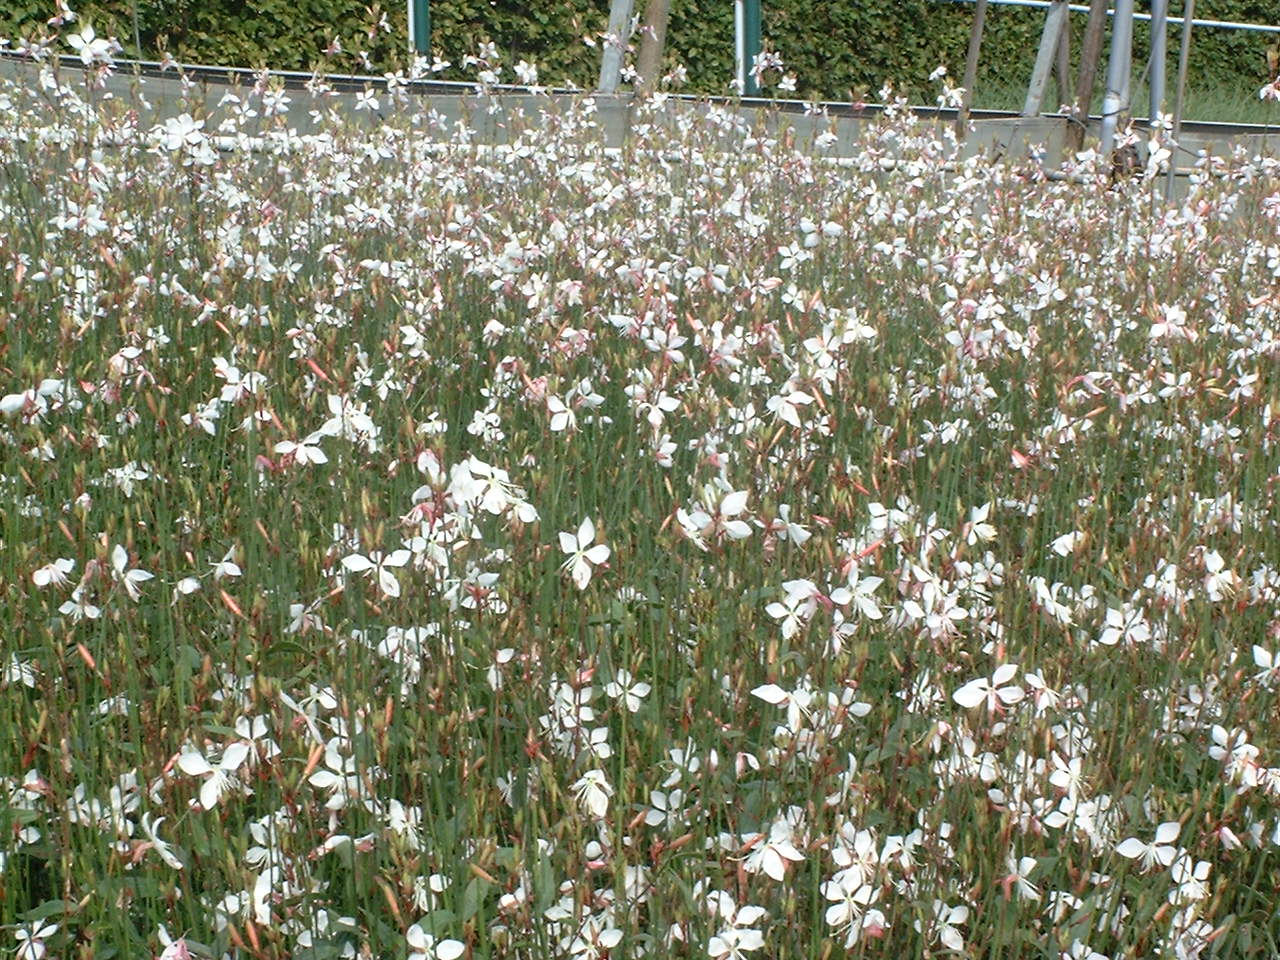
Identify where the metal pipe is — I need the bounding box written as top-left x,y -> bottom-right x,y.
735,0 -> 763,96
1167,0 -> 1195,197
1023,1 -> 1070,117
408,0 -> 430,56
598,0 -> 635,94
1149,0 -> 1168,123
942,0 -> 1280,35
1100,0 -> 1133,155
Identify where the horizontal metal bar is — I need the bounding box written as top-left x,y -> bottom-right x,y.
3,50 -> 1278,138
942,0 -> 1280,35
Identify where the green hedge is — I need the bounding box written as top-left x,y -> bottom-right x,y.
2,0 -> 1276,102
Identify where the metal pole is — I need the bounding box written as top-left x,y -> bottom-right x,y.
635,0 -> 672,94
1100,0 -> 1133,154
957,0 -> 988,136
736,0 -> 762,96
1167,0 -> 1195,196
1023,1 -> 1070,116
1149,0 -> 1168,123
409,0 -> 430,56
598,0 -> 635,94
942,0 -> 1280,35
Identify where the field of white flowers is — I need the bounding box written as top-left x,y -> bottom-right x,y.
2,25 -> 1280,960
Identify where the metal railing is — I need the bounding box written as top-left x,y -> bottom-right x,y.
943,0 -> 1280,35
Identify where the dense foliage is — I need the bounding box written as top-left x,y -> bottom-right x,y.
2,0 -> 1278,101
2,34 -> 1280,960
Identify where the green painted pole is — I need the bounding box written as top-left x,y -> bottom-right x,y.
743,0 -> 762,96
411,0 -> 430,55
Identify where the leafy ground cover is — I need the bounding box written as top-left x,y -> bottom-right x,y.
2,28 -> 1280,960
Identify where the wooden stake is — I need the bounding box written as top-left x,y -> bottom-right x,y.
635,0 -> 672,94
1054,17 -> 1072,111
1069,0 -> 1108,151
1167,0 -> 1196,197
957,0 -> 988,138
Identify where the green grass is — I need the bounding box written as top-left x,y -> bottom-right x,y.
973,77 -> 1280,125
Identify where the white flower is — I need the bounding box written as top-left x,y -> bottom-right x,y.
766,389 -> 814,428
158,113 -> 205,151
742,820 -> 804,881
571,769 -> 613,818
178,742 -> 251,810
716,490 -> 753,540
4,656 -> 38,688
765,579 -> 820,639
916,900 -> 968,952
15,921 -> 57,960
644,788 -> 687,829
406,924 -> 464,960
965,502 -> 996,544
559,517 -> 610,590
548,395 -> 576,432
139,812 -> 184,869
708,927 -> 765,959
342,549 -> 411,598
32,558 -> 75,588
953,664 -> 1024,712
830,566 -> 883,620
604,669 -> 651,712
1252,645 -> 1280,687
1049,531 -> 1084,556
274,436 -> 328,466
1116,821 -> 1181,871
706,892 -> 767,959
1169,854 -> 1211,903
821,872 -> 883,947
67,23 -> 115,64
211,547 -> 242,580
111,544 -> 155,601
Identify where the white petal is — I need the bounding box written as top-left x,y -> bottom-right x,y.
199,777 -> 221,810
720,490 -> 749,517
751,684 -> 789,705
558,532 -> 578,554
177,751 -> 213,777
379,571 -> 402,597
763,847 -> 786,881
577,516 -> 595,546
952,681 -> 987,709
221,742 -> 251,771
1155,822 -> 1181,844
991,663 -> 1019,686
1116,838 -> 1146,859
436,941 -> 465,960
597,930 -> 622,949
583,544 -> 610,565
997,685 -> 1025,704
342,554 -> 374,573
